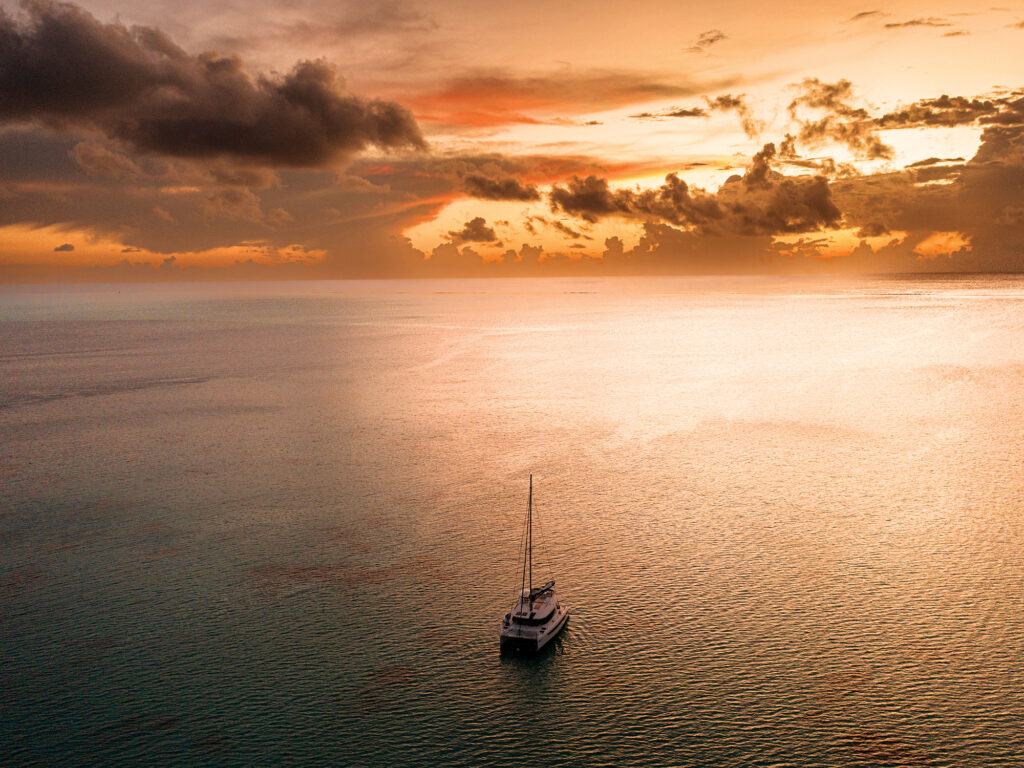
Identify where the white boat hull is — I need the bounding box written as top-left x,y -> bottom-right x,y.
500,603 -> 569,653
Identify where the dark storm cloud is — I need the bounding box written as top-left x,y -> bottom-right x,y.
0,0 -> 426,166
461,172 -> 540,201
0,130 -> 614,261
825,119 -> 1024,270
687,29 -> 727,53
447,216 -> 498,243
0,130 -> 442,256
549,143 -> 840,236
717,146 -> 841,235
548,173 -> 724,228
787,79 -> 893,159
971,124 -> 1024,163
53,242 -> 74,251
200,187 -> 266,223
70,140 -> 143,180
0,125 -> 80,181
884,17 -> 953,28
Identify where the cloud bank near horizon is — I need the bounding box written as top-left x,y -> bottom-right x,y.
1,0 -> 1023,281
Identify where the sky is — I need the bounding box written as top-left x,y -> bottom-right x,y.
1,0 -> 1023,280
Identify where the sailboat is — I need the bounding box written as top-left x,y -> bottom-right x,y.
500,474 -> 569,653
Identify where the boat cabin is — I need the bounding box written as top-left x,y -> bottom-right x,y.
508,587 -> 558,626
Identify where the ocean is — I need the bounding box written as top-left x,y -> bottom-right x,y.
3,275 -> 1023,766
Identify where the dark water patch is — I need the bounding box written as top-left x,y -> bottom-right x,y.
41,536 -> 86,554
321,524 -> 374,554
86,714 -> 183,748
0,567 -> 42,599
0,376 -> 211,409
191,733 -> 231,755
354,664 -> 420,717
147,544 -> 190,559
0,528 -> 21,543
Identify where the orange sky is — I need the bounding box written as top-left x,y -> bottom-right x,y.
1,0 -> 1023,280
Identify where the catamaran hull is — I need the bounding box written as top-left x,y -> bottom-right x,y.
500,609 -> 569,654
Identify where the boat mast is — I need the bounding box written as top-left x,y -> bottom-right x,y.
519,475 -> 529,605
528,473 -> 533,601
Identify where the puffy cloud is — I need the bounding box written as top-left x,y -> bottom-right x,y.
550,143 -> 840,236
602,236 -> 625,260
972,124 -> 1024,163
876,93 -> 1024,129
789,79 -> 864,115
786,79 -> 893,159
0,0 -> 426,166
447,216 -> 498,243
53,242 -> 74,251
461,172 -> 540,201
548,173 -> 711,226
549,176 -> 631,222
705,93 -> 763,138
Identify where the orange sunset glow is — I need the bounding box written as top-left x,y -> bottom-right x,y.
1,0 -> 1022,280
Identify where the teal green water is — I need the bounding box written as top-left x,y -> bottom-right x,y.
3,276 -> 1024,766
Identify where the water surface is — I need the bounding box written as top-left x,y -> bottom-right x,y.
3,276 -> 1024,766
